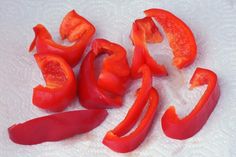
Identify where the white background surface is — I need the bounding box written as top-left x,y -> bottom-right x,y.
0,0 -> 236,156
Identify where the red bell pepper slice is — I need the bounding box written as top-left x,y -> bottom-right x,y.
92,39 -> 130,95
29,12 -> 95,67
161,67 -> 220,139
60,10 -> 95,42
33,54 -> 76,112
145,9 -> 197,69
78,51 -> 122,109
130,17 -> 167,78
8,109 -> 108,145
103,65 -> 159,153
132,17 -> 163,44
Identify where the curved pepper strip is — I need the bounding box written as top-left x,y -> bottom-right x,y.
78,51 -> 122,109
92,39 -> 130,95
33,54 -> 76,112
103,88 -> 159,153
8,109 -> 108,145
103,65 -> 159,153
161,67 -> 220,140
111,65 -> 152,135
130,17 -> 168,78
60,10 -> 95,42
29,12 -> 95,67
145,8 -> 197,69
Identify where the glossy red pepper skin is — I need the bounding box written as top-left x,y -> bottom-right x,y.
92,39 -> 130,95
8,109 -> 108,145
130,17 -> 167,78
161,68 -> 220,140
33,54 -> 76,112
145,9 -> 197,69
103,65 -> 159,153
29,11 -> 95,67
78,51 -> 122,109
111,65 -> 152,135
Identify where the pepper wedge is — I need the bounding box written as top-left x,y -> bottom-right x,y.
60,10 -> 95,42
33,54 -> 76,112
161,67 -> 220,139
130,17 -> 167,78
77,51 -> 122,109
29,13 -> 95,67
92,39 -> 130,95
8,109 -> 108,145
145,9 -> 197,69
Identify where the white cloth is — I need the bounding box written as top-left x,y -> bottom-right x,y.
0,0 -> 235,156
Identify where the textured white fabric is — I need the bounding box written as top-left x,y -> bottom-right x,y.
0,0 -> 236,156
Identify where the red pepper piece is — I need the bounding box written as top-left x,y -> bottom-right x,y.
29,21 -> 95,67
8,109 -> 108,145
134,17 -> 163,43
130,17 -> 167,78
33,54 -> 76,112
77,51 -> 122,109
92,39 -> 130,95
145,9 -> 197,69
161,67 -> 220,139
103,88 -> 159,153
60,10 -> 95,42
103,65 -> 159,153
